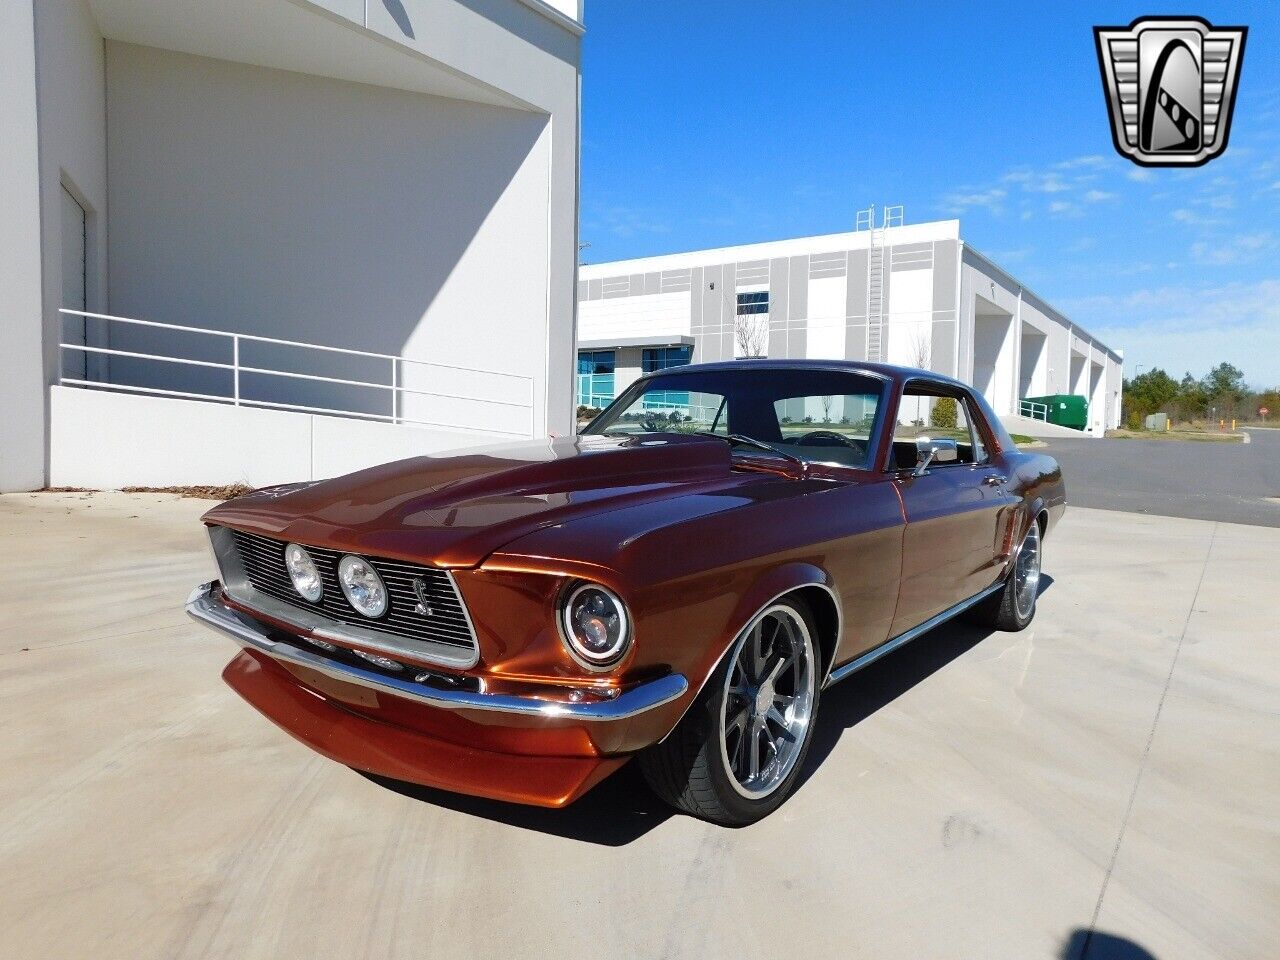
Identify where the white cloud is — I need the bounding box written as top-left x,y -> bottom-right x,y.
1171,207 -> 1225,227
1059,279 -> 1280,332
585,204 -> 673,239
1055,155 -> 1111,170
940,154 -> 1143,221
1189,231 -> 1275,266
1127,169 -> 1154,183
988,248 -> 1032,263
1002,169 -> 1072,193
940,187 -> 1007,215
1057,279 -> 1280,386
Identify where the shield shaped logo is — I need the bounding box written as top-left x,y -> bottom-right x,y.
1094,17 -> 1247,167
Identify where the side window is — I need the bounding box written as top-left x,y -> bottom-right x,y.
891,389 -> 985,467
961,396 -> 989,463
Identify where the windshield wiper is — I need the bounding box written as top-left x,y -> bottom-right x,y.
695,432 -> 807,470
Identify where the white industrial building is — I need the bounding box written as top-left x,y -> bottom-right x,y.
1,0 -> 582,492
578,215 -> 1123,436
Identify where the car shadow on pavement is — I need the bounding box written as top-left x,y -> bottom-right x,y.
797,574 -> 1056,792
359,759 -> 673,846
365,576 -> 1054,841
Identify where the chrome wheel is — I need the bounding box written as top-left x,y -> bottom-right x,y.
719,604 -> 816,800
1013,522 -> 1042,618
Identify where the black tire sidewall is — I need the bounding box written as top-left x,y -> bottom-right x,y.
698,596 -> 822,824
998,524 -> 1040,630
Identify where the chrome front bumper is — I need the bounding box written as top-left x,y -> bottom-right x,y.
186,581 -> 688,722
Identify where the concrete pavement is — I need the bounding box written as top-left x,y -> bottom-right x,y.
1,492 -> 1276,960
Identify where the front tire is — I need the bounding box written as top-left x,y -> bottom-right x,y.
639,596 -> 820,825
969,518 -> 1042,631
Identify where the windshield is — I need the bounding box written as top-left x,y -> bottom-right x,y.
581,367 -> 886,469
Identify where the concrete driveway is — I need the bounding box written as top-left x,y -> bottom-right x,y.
1,492 -> 1276,960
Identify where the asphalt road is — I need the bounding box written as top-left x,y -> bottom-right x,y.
1039,426 -> 1280,527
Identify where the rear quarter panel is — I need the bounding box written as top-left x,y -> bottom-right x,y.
968,386 -> 1066,536
1006,450 -> 1067,536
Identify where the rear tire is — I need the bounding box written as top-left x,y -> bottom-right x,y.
639,596 -> 820,826
968,519 -> 1042,631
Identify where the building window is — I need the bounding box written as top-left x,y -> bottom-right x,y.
641,345 -> 693,410
641,345 -> 692,373
577,350 -> 615,409
736,290 -> 769,315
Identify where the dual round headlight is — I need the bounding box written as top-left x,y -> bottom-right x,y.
559,582 -> 631,671
337,554 -> 388,618
284,543 -> 387,619
284,543 -> 323,603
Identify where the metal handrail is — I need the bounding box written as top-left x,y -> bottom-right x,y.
58,309 -> 535,438
1019,399 -> 1049,422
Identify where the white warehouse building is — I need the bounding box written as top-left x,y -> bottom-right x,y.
577,217 -> 1123,436
1,0 -> 582,492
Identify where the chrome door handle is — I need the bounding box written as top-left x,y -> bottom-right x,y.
982,475 -> 1007,486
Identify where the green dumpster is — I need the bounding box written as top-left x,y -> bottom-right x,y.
1022,394 -> 1088,431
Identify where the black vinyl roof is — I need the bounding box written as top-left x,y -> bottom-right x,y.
638,358 -> 973,392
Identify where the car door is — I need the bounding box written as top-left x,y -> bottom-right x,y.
889,383 -> 1014,637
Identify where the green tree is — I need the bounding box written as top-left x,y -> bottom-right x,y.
1122,367 -> 1180,423
1201,362 -> 1246,404
1177,372 -> 1209,419
1255,388 -> 1280,421
930,396 -> 958,429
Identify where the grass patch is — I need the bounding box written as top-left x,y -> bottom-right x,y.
1104,428 -> 1244,443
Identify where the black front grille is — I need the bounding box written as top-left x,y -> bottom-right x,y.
228,529 -> 477,652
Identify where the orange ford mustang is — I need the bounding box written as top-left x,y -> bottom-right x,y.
188,360 -> 1065,825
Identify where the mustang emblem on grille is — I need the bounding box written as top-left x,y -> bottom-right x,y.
411,578 -> 434,617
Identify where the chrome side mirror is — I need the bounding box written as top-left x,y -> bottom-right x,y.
914,437 -> 958,476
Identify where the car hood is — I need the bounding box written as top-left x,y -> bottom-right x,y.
202,433 -> 784,567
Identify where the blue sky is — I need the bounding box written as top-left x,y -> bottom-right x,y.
579,2 -> 1280,388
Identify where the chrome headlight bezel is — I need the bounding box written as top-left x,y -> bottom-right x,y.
337,554 -> 389,619
284,542 -> 323,603
558,581 -> 632,672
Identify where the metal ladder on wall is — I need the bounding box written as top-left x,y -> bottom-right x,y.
858,205 -> 902,364
865,239 -> 885,362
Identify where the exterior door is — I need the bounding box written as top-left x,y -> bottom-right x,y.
60,186 -> 87,381
889,389 -> 1012,636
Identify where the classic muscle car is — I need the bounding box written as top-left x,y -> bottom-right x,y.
188,360 -> 1064,825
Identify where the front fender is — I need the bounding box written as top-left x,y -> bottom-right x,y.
649,560 -> 840,743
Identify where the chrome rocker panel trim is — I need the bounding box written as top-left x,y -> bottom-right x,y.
824,581 -> 1004,687
187,581 -> 688,722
